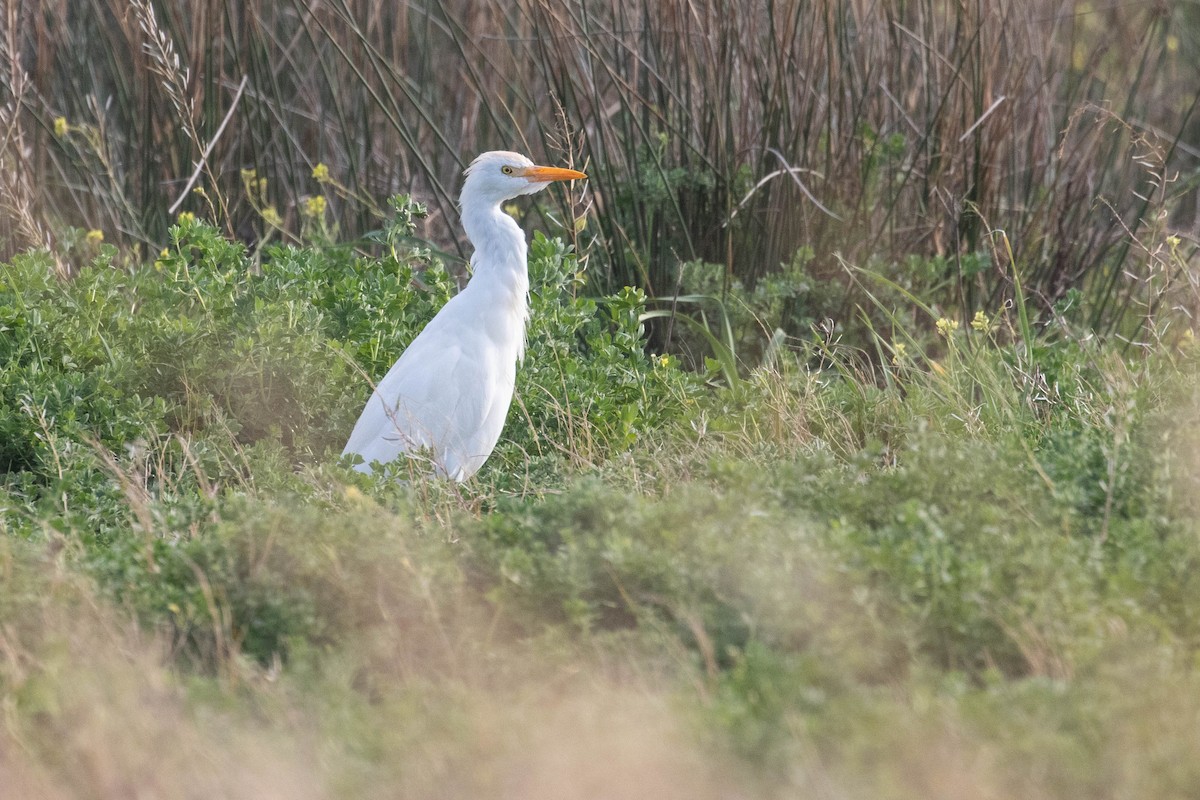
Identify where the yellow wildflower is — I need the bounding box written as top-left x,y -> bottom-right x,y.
936,317 -> 959,337
970,310 -> 991,333
304,195 -> 327,218
312,163 -> 330,183
85,229 -> 104,246
177,211 -> 196,224
261,206 -> 283,227
53,116 -> 69,138
241,169 -> 268,201
891,342 -> 907,365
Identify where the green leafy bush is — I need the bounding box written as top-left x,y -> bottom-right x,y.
5,191 -> 1200,797
488,233 -> 702,486
0,205 -> 702,652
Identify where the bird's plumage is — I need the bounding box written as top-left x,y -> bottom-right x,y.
342,151 -> 586,480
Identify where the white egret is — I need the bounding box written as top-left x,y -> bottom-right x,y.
342,151 -> 587,481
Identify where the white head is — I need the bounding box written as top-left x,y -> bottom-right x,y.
460,150 -> 587,210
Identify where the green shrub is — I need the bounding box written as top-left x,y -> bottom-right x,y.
0,208 -> 705,661
487,233 -> 703,487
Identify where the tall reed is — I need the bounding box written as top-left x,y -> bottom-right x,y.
2,0 -> 1197,335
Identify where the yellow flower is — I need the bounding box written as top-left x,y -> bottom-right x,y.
177,211 -> 195,224
53,116 -> 69,137
304,194 -> 327,218
261,206 -> 282,227
970,310 -> 991,333
1167,35 -> 1179,54
891,342 -> 907,365
1167,235 -> 1181,251
312,163 -> 330,183
936,317 -> 959,337
241,169 -> 268,200
85,229 -> 104,246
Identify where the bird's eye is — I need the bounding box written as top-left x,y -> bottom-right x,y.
501,165 -> 514,175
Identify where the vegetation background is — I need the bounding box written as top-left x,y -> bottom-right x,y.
1,0 -> 1200,797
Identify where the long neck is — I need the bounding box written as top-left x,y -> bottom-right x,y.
460,198 -> 530,301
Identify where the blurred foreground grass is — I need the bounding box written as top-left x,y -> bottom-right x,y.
2,214 -> 1200,798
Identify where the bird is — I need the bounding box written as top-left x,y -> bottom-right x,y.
342,151 -> 587,481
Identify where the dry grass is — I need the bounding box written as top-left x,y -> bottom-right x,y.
6,464 -> 1200,800
1,340 -> 1199,797
0,528 -> 757,800
0,541 -> 326,800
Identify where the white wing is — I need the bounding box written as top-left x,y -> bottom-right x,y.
342,291 -> 517,481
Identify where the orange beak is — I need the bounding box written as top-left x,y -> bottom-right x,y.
521,164 -> 588,183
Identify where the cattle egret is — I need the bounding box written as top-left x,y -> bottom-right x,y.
342,151 -> 587,481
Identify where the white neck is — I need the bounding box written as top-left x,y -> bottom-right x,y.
458,195 -> 532,361
460,197 -> 530,299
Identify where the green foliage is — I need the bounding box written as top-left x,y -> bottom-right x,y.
0,207 -> 697,548
83,494 -> 472,667
663,251 -> 848,369
489,233 -> 702,484
4,203 -> 1200,798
